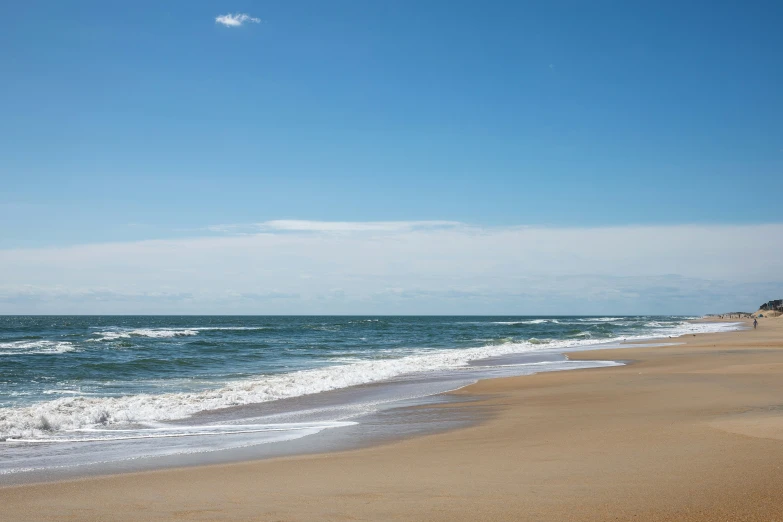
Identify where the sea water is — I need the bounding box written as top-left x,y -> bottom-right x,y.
0,316 -> 739,481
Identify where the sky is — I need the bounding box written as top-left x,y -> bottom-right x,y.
1,1 -> 781,314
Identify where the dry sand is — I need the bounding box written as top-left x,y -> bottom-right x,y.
3,317 -> 783,521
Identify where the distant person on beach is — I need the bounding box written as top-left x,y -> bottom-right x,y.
754,318 -> 758,329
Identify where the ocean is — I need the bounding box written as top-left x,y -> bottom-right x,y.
0,315 -> 739,481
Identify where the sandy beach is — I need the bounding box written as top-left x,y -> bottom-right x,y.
2,316 -> 783,521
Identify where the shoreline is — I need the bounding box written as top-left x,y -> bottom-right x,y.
0,345 -> 624,486
0,320 -> 731,487
4,317 -> 783,520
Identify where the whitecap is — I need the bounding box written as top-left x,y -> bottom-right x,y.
0,340 -> 76,355
89,328 -> 200,341
492,319 -> 559,325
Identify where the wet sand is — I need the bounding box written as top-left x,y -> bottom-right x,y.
3,317 -> 783,521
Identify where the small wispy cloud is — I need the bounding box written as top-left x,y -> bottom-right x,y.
205,220 -> 463,235
215,13 -> 260,27
258,220 -> 463,233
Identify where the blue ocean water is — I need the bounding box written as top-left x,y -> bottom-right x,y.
0,315 -> 739,478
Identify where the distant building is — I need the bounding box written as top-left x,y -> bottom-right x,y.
760,299 -> 783,311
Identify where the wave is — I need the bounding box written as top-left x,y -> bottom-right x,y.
191,327 -> 273,331
90,327 -> 265,341
0,340 -> 76,355
89,326 -> 274,342
0,320 -> 741,440
492,319 -> 560,325
89,329 -> 198,341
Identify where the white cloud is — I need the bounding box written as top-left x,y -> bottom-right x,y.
215,13 -> 260,27
1,221 -> 782,314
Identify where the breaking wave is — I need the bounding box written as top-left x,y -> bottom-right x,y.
89,326 -> 273,342
0,341 -> 76,355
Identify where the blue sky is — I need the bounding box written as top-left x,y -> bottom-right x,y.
1,1 -> 781,313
